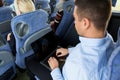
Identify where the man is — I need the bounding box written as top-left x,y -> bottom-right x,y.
48,0 -> 114,80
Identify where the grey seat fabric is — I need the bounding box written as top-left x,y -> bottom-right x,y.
0,34 -> 16,80
11,9 -> 51,69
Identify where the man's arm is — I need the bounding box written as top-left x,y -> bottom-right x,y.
48,57 -> 64,80
51,68 -> 64,80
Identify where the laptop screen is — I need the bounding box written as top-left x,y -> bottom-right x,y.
31,31 -> 59,61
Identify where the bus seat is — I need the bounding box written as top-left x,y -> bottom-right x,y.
11,9 -> 52,69
49,0 -> 57,14
108,28 -> 120,80
55,0 -> 74,39
0,20 -> 11,38
34,0 -> 51,14
0,6 -> 12,23
50,0 -> 61,18
3,0 -> 14,6
0,33 -> 16,80
107,12 -> 120,42
60,22 -> 79,47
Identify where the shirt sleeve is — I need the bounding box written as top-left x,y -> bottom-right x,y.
51,68 -> 64,80
68,47 -> 74,54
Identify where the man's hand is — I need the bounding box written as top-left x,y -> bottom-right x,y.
48,57 -> 59,70
56,48 -> 68,57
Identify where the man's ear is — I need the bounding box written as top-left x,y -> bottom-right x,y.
82,18 -> 90,29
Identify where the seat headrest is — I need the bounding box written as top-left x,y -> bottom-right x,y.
0,6 -> 12,22
11,9 -> 49,39
35,0 -> 50,9
3,0 -> 14,6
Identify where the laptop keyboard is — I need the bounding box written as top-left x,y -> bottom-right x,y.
40,48 -> 65,71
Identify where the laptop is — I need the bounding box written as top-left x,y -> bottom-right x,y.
31,31 -> 65,71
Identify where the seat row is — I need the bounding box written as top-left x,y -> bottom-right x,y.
0,0 -> 120,80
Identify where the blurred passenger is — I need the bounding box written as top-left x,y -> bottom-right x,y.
54,0 -> 68,12
9,0 -> 35,16
50,9 -> 63,32
48,0 -> 115,80
50,0 -> 69,32
7,0 -> 35,56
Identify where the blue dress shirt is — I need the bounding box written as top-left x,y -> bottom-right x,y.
51,33 -> 114,80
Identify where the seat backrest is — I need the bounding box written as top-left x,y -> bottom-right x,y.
60,22 -> 79,47
0,33 -> 16,80
49,0 -> 57,13
35,0 -> 51,14
11,9 -> 52,69
0,6 -> 12,23
55,0 -> 74,39
107,12 -> 120,42
108,28 -> 120,80
3,0 -> 14,6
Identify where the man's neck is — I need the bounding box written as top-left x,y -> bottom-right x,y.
84,28 -> 105,38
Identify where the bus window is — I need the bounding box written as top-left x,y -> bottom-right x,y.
112,0 -> 120,12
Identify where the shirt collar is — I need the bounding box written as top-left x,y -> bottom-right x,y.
79,33 -> 110,47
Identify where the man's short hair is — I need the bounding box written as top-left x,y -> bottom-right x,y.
74,0 -> 112,30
